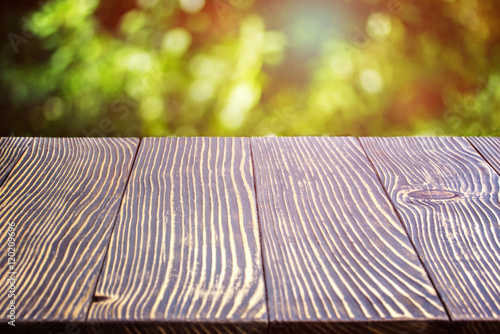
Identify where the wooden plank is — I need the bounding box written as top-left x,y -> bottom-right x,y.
0,137 -> 32,186
87,138 -> 267,333
361,137 -> 500,331
251,137 -> 448,334
469,137 -> 500,176
0,138 -> 139,333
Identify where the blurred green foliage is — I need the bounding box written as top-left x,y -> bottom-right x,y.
1,0 -> 500,136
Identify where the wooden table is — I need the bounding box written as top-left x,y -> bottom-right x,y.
1,137 -> 500,334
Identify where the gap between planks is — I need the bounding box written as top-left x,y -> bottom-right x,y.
84,138 -> 143,323
249,140 -> 272,334
356,137 -> 453,323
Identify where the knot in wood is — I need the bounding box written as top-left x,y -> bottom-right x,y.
407,190 -> 460,201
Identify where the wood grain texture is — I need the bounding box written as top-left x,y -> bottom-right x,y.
469,138 -> 500,333
361,137 -> 500,326
88,137 -> 267,334
0,137 -> 32,186
0,138 -> 138,333
251,137 -> 447,333
469,137 -> 500,176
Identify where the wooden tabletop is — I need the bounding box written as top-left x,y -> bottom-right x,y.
1,137 -> 500,334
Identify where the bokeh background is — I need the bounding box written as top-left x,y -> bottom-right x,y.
1,0 -> 500,137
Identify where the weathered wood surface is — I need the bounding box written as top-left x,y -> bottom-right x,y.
251,137 -> 447,333
87,138 -> 267,334
3,136 -> 500,333
361,137 -> 500,331
0,138 -> 138,333
0,137 -> 32,186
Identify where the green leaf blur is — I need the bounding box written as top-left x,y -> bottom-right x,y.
2,0 -> 500,136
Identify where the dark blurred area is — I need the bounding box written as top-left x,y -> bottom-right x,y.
1,0 -> 500,137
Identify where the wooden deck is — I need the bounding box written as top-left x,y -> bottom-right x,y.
1,137 -> 500,334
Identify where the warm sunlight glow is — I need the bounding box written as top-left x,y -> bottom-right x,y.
180,0 -> 205,13
360,70 -> 384,94
4,0 -> 500,136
